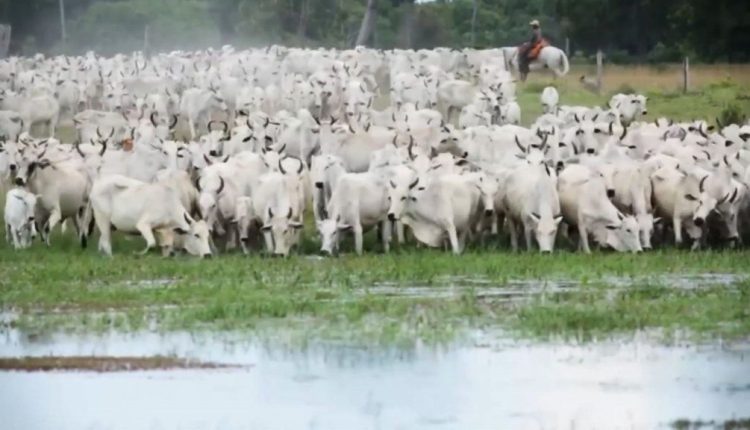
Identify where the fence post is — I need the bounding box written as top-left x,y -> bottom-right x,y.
596,50 -> 603,95
144,25 -> 151,57
682,57 -> 690,94
565,37 -> 570,56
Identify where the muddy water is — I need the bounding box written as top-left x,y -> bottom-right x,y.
1,329 -> 749,429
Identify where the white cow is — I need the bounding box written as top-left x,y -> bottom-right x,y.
558,164 -> 642,253
90,175 -> 211,257
541,86 -> 559,114
0,90 -> 59,137
4,188 -> 38,249
503,163 -> 562,252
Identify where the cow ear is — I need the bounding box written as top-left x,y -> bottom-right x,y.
290,221 -> 304,229
260,224 -> 272,232
530,212 -> 540,221
605,224 -> 618,230
173,228 -> 188,235
553,215 -> 563,224
337,223 -> 352,231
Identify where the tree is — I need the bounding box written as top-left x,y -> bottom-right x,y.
355,0 -> 378,46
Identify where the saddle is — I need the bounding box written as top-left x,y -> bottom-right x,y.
528,39 -> 549,60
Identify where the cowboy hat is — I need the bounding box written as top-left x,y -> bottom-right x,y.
529,20 -> 540,27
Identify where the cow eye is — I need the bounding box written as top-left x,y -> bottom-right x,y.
28,217 -> 34,222
594,129 -> 602,134
576,129 -> 583,135
194,233 -> 200,238
401,196 -> 406,201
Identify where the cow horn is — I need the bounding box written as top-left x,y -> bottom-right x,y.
287,207 -> 293,219
716,117 -> 723,129
297,158 -> 304,174
220,121 -> 229,132
515,135 -> 525,153
392,135 -> 398,147
207,120 -> 217,132
278,159 -> 287,174
216,176 -> 225,194
169,114 -> 178,129
75,141 -> 85,158
184,213 -> 193,225
699,175 -> 708,192
263,117 -> 269,128
99,141 -> 107,156
150,112 -> 158,127
608,122 -> 614,135
698,124 -> 708,139
246,119 -> 254,130
574,113 -> 580,123
620,123 -> 628,140
408,178 -> 420,190
96,126 -> 103,138
268,207 -> 274,219
408,136 -> 415,160
278,143 -> 286,153
203,154 -> 213,165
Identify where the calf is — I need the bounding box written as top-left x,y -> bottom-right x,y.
4,188 -> 38,249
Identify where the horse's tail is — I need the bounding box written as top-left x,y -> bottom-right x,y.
558,50 -> 570,76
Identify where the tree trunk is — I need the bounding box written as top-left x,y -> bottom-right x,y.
471,0 -> 480,47
398,0 -> 415,49
355,0 -> 378,47
296,0 -> 308,42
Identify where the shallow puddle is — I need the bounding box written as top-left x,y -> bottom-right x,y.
1,328 -> 748,429
364,273 -> 747,301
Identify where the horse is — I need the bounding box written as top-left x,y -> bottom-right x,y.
507,46 -> 570,82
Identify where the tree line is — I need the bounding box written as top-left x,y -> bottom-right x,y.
1,0 -> 749,62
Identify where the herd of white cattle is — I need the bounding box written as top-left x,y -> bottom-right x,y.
0,46 -> 749,257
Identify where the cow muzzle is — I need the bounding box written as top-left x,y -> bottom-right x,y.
14,178 -> 24,186
586,148 -> 595,155
606,189 -> 615,198
484,209 -> 494,217
694,217 -> 705,227
315,182 -> 324,189
387,213 -> 397,222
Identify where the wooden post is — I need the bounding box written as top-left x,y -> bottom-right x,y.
683,57 -> 690,93
0,25 -> 11,59
565,37 -> 570,56
596,50 -> 603,94
144,24 -> 150,57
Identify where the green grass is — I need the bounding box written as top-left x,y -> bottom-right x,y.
2,231 -> 750,345
517,72 -> 750,126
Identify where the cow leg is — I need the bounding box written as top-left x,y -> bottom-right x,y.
446,222 -> 460,254
45,208 -> 63,246
188,118 -> 197,140
381,220 -> 391,254
396,221 -> 405,246
577,219 -> 591,253
135,220 -> 157,255
507,217 -> 519,251
5,224 -> 11,245
353,223 -> 364,255
262,231 -> 274,254
11,228 -> 21,249
95,216 -> 113,256
523,223 -> 534,251
673,216 -> 683,246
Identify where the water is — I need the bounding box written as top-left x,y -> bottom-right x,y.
365,273 -> 747,302
1,329 -> 749,430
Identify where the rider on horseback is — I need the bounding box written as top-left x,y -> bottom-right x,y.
519,20 -> 548,78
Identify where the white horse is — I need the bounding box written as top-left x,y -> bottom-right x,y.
508,46 -> 570,81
